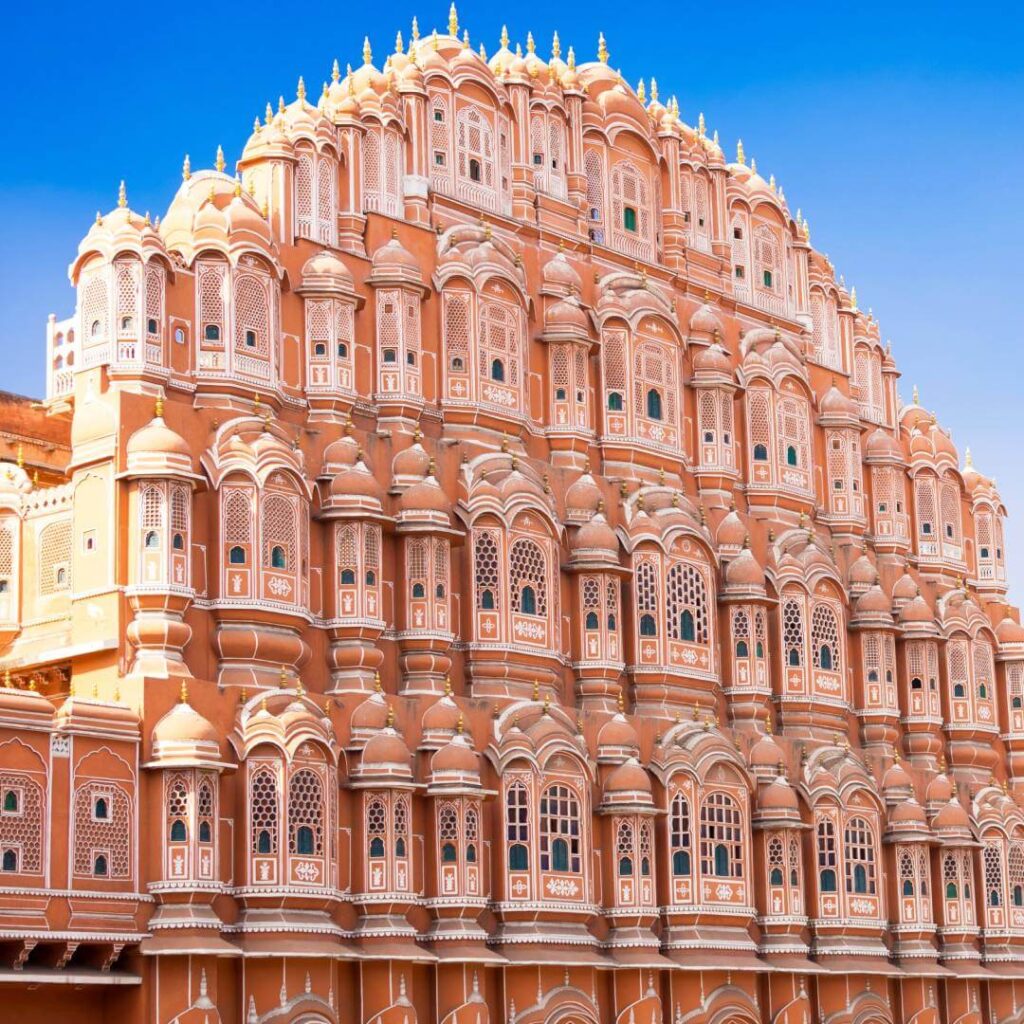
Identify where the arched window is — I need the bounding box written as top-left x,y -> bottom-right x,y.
367,797 -> 387,862
1,849 -> 16,872
170,818 -> 186,842
94,854 -> 108,876
94,797 -> 109,820
700,792 -> 743,880
623,206 -> 637,232
2,790 -> 18,813
670,793 -> 693,875
817,818 -> 837,893
271,545 -> 286,569
491,358 -> 504,382
229,545 -> 246,564
640,614 -> 657,636
843,816 -> 877,896
786,445 -> 798,466
666,561 -> 710,647
681,609 -> 695,642
753,443 -> 768,461
509,538 -> 548,623
540,784 -> 581,873
646,388 -> 662,420
520,585 -> 536,615
287,768 -> 323,858
249,767 -> 278,856
608,392 -> 623,411
442,842 -> 458,863
811,603 -> 840,674
506,781 -> 530,870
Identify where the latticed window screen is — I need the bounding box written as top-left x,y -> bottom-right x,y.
985,842 -> 1005,907
249,767 -> 278,854
817,818 -> 837,874
782,596 -> 805,666
916,477 -> 937,539
479,300 -> 521,390
616,820 -> 634,865
316,155 -> 335,244
145,266 -> 163,337
634,558 -> 659,618
602,328 -> 627,406
141,485 -> 164,532
947,638 -> 970,694
443,291 -> 471,376
473,530 -> 501,610
456,105 -> 496,189
261,493 -> 295,570
633,341 -> 676,425
747,388 -> 772,464
233,276 -> 270,356
0,523 -> 14,577
699,792 -> 743,878
811,603 -> 841,671
940,480 -> 962,543
539,784 -> 581,872
39,520 -> 72,594
82,273 -> 109,346
171,487 -> 189,536
287,768 -> 324,855
505,781 -> 529,845
843,816 -> 877,895
611,161 -> 651,238
584,149 -> 604,223
754,226 -> 779,288
296,153 -> 314,237
224,489 -> 253,547
508,538 -> 547,615
666,562 -> 709,643
197,263 -> 226,342
73,783 -> 130,877
777,396 -> 809,470
0,774 -> 43,872
115,261 -> 139,335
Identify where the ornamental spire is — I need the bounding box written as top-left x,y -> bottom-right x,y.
363,36 -> 372,65
636,79 -> 645,103
215,145 -> 226,173
297,75 -> 306,100
650,77 -> 658,102
331,58 -> 340,83
551,31 -> 561,59
500,24 -> 509,49
411,16 -> 420,41
117,180 -> 127,208
567,46 -> 576,71
698,111 -> 706,136
597,32 -> 608,64
448,2 -> 458,36
182,154 -> 191,181
736,139 -> 745,165
526,31 -> 535,54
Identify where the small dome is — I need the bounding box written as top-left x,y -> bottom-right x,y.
150,691 -> 222,767
604,758 -> 652,798
688,302 -> 723,342
855,584 -> 892,618
716,508 -> 746,549
725,546 -> 765,589
749,729 -> 784,771
597,712 -> 639,755
431,732 -> 479,776
299,250 -> 355,295
544,297 -> 590,335
399,473 -> 451,516
571,511 -> 618,558
882,758 -> 913,798
391,437 -> 430,482
127,410 -> 190,460
759,774 -> 799,814
997,617 -> 1024,645
350,690 -> 388,734
361,727 -> 412,774
421,692 -> 460,736
819,384 -> 860,421
899,593 -> 933,625
864,428 -> 903,462
926,769 -> 953,806
889,798 -> 927,827
565,471 -> 602,519
692,342 -> 732,376
369,235 -> 422,284
541,251 -> 582,294
321,427 -> 359,475
932,796 -> 972,834
848,553 -> 877,588
329,458 -> 384,504
893,572 -> 918,602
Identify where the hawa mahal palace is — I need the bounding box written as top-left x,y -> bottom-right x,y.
0,9 -> 1020,1024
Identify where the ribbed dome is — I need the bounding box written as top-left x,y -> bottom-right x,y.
565,472 -> 602,517
127,415 -> 190,459
604,758 -> 652,797
725,547 -> 765,589
299,250 -> 355,295
541,251 -> 582,294
759,774 -> 799,813
361,727 -> 412,773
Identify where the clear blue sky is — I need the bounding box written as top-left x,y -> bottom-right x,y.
3,2 -> 1023,585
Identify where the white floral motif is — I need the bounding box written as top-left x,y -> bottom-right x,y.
545,876 -> 579,897
294,860 -> 320,882
268,575 -> 292,597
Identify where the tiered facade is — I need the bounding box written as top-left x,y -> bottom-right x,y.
3,11 -> 1023,1023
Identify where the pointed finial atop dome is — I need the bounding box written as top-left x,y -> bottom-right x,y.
456,713 -> 464,735
233,174 -> 242,198
462,29 -> 470,48
850,286 -> 858,310
499,24 -> 509,48
180,679 -> 189,704
650,78 -> 658,102
750,156 -> 757,174
617,689 -> 624,714
444,675 -> 452,697
117,180 -> 127,209
551,31 -> 561,59
215,145 -> 226,173
597,32 -> 608,63
965,447 -> 974,470
394,29 -> 404,54
386,704 -> 395,729
736,139 -> 745,165
567,46 -> 576,70
154,394 -> 164,419
182,154 -> 191,181
698,111 -> 706,136
15,444 -> 24,470
277,95 -> 286,114
912,384 -> 920,405
374,670 -> 382,693
636,79 -> 646,103
331,57 -> 340,83
448,2 -> 458,36
363,35 -> 373,65
411,15 -> 420,41
526,31 -> 535,54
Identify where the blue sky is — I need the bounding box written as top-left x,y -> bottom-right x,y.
3,2 -> 1023,585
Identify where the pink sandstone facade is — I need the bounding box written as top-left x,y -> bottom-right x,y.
1,10 -> 1021,1023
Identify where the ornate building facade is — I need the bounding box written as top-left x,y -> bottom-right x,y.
1,9 -> 1021,1023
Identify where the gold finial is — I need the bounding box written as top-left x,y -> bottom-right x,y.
295,76 -> 306,102
411,16 -> 420,41
698,112 -> 706,136
636,79 -> 646,104
769,173 -> 776,192
551,31 -> 561,59
180,680 -> 189,704
386,704 -> 395,729
532,680 -> 540,702
29,678 -> 38,693
462,29 -> 470,48
154,394 -> 164,418
526,31 -> 535,54
567,46 -> 576,71
850,286 -> 858,310
650,78 -> 658,102
239,687 -> 249,705
432,30 -> 439,51
32,470 -> 38,487
93,683 -> 99,699
265,102 -> 273,125
363,35 -> 372,65
374,670 -> 383,693
277,95 -> 286,114
444,676 -> 452,697
296,675 -> 305,698
597,32 -> 608,64
750,156 -> 757,174
542,694 -> 551,715
182,154 -> 191,181
448,2 -> 458,36
736,139 -> 745,165
215,145 -> 226,173
263,411 -> 272,432
15,444 -> 23,470
233,174 -> 242,198
260,696 -> 268,713
965,447 -> 974,470
279,665 -> 288,686
456,713 -> 464,735
500,24 -> 509,48
395,30 -> 404,54
95,210 -> 103,225
331,58 -> 340,83
2,669 -> 9,689
617,689 -> 624,714
765,715 -> 773,735
117,180 -> 127,209
912,384 -> 920,406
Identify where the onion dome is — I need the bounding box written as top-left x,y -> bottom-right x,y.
397,465 -> 452,525
429,728 -> 481,791
297,250 -> 356,297
349,685 -> 389,744
881,757 -> 914,805
541,250 -> 582,296
420,685 -> 460,748
565,469 -> 603,523
569,509 -> 619,568
755,772 -> 801,825
596,706 -> 640,763
899,591 -> 935,630
847,552 -> 877,594
543,297 -> 590,342
724,544 -> 765,594
716,507 -> 746,551
149,685 -> 223,768
325,455 -> 385,515
886,797 -> 929,839
321,423 -> 360,476
600,757 -> 653,810
818,384 -> 860,426
748,725 -> 784,780
391,433 -> 431,486
687,302 -> 723,345
692,341 -> 732,380
367,235 -> 423,287
125,397 -> 197,480
925,768 -> 953,809
853,584 -> 894,627
358,716 -> 413,781
864,427 -> 904,463
932,796 -> 973,840
997,617 -> 1024,649
892,571 -> 918,605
